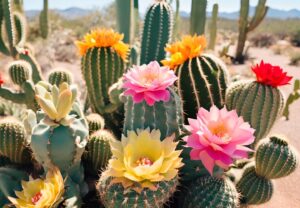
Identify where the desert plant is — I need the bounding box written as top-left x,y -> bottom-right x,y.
289,51 -> 300,66
283,79 -> 300,120
190,0 -> 207,35
250,33 -> 276,47
116,0 -> 134,44
208,3 -> 218,50
39,0 -> 49,39
235,0 -> 268,63
291,30 -> 300,47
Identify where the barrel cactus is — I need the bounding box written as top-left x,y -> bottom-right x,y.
8,60 -> 31,86
162,35 -> 229,122
86,113 -> 105,135
226,61 -> 291,145
140,0 -> 173,64
48,69 -> 73,86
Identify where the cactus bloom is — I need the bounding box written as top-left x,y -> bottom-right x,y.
0,73 -> 4,87
75,28 -> 129,61
8,167 -> 64,208
162,35 -> 207,69
183,106 -> 255,175
35,82 -> 77,124
123,61 -> 177,106
252,60 -> 292,87
102,129 -> 183,192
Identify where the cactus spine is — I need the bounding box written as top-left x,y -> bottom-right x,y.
176,54 -> 229,122
235,0 -> 268,63
140,0 -> 173,64
116,0 -> 134,44
208,4 -> 218,50
123,88 -> 182,139
183,176 -> 239,208
48,69 -> 73,86
39,0 -> 49,39
255,136 -> 298,179
86,113 -> 105,135
226,81 -> 285,145
98,176 -> 178,208
190,0 -> 207,35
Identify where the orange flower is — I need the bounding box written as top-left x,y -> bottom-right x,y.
75,28 -> 130,61
162,35 -> 207,69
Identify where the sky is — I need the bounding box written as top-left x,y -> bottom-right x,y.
24,0 -> 300,12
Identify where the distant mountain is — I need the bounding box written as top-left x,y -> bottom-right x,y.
26,6 -> 300,20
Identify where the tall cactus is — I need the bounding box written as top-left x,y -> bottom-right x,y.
140,0 -> 173,64
39,0 -> 49,39
208,4 -> 218,50
235,0 -> 268,63
190,0 -> 207,35
116,0 -> 134,44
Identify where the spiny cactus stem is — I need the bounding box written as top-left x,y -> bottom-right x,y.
248,0 -> 268,31
0,87 -> 25,104
18,52 -> 43,83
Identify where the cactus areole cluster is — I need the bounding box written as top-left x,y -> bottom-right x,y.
0,0 -> 298,208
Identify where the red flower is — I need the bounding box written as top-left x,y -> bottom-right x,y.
252,61 -> 292,87
0,74 -> 4,87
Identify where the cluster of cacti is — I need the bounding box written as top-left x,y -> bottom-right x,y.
235,0 -> 268,63
0,0 -> 298,207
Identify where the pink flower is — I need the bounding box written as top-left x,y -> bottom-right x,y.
183,106 -> 255,175
123,61 -> 177,106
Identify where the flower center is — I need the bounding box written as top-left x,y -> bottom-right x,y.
31,192 -> 42,205
136,157 -> 153,166
142,73 -> 158,84
211,124 -> 228,138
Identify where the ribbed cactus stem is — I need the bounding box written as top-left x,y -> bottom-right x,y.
8,60 -> 31,86
86,113 -> 105,135
116,0 -> 134,44
48,69 -> 73,86
190,0 -> 207,35
140,0 -> 173,64
208,4 -> 218,50
39,0 -> 48,39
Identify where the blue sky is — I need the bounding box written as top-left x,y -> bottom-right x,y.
24,0 -> 300,12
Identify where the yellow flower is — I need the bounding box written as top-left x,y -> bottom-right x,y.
8,167 -> 64,208
102,129 -> 183,192
75,28 -> 130,61
162,35 -> 207,69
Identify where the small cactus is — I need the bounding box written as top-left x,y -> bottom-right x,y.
255,136 -> 298,179
8,60 -> 31,86
86,113 -> 105,135
48,69 -> 73,87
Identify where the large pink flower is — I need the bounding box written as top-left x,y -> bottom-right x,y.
123,61 -> 177,106
183,106 -> 255,175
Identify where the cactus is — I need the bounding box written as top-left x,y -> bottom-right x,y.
190,0 -> 207,35
123,88 -> 182,139
116,0 -> 134,44
39,0 -> 49,39
48,69 -> 73,86
255,136 -> 298,179
176,54 -> 229,122
208,4 -> 218,50
86,113 -> 105,135
0,120 -> 31,164
183,176 -> 239,208
140,0 -> 173,64
283,79 -> 300,120
13,0 -> 23,13
98,176 -> 178,208
0,167 -> 29,207
235,0 -> 268,63
8,60 -> 30,86
237,165 -> 273,205
83,130 -> 114,175
226,81 -> 285,145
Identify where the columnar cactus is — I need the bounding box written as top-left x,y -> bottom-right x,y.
122,61 -> 182,139
226,61 -> 290,145
208,4 -> 218,50
140,0 -> 173,64
0,120 -> 31,164
235,0 -> 268,63
183,176 -> 239,208
39,0 -> 49,39
255,136 -> 298,179
190,0 -> 207,35
116,0 -> 134,44
162,35 -> 229,122
48,69 -> 73,86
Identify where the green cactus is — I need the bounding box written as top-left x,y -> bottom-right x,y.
183,176 -> 239,208
98,176 -> 178,208
86,113 -> 105,135
13,11 -> 26,47
237,165 -> 273,205
0,120 -> 31,164
176,54 -> 229,122
133,0 -> 139,38
208,4 -> 218,50
0,167 -> 29,207
235,0 -> 268,63
123,88 -> 182,139
83,130 -> 114,175
255,136 -> 298,179
8,60 -> 31,86
226,81 -> 285,146
190,0 -> 207,35
283,79 -> 300,120
48,69 -> 73,86
18,50 -> 43,83
140,0 -> 173,64
13,0 -> 23,13
0,155 -> 11,167
116,0 -> 134,44
39,0 -> 49,39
